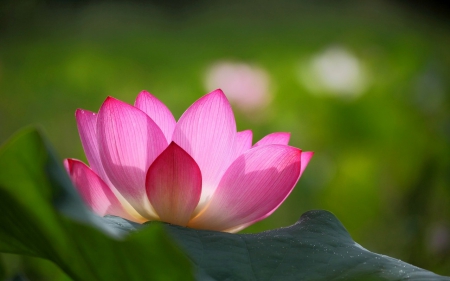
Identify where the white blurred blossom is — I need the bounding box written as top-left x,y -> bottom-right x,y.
205,61 -> 272,111
299,46 -> 368,98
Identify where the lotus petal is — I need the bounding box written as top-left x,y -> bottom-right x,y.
300,151 -> 314,176
75,109 -> 106,182
172,89 -> 237,208
189,145 -> 301,232
254,132 -> 290,147
64,158 -> 135,220
230,130 -> 253,162
222,150 -> 313,233
97,97 -> 167,219
146,142 -> 202,226
134,90 -> 176,143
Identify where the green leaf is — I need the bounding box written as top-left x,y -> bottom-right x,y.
0,127 -> 194,281
164,210 -> 450,281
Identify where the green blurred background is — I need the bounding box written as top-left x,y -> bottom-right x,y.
1,0 -> 450,279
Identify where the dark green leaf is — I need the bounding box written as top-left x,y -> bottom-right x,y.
164,210 -> 450,281
0,127 -> 194,281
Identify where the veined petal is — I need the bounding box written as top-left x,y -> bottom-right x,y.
64,158 -> 138,221
230,130 -> 253,162
188,144 -> 301,232
97,97 -> 167,219
221,150 -> 314,233
253,132 -> 290,147
300,151 -> 314,176
172,89 -> 236,208
146,142 -> 202,226
75,109 -> 105,181
134,90 -> 176,143
75,108 -> 147,221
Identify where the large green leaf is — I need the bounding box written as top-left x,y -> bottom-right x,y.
102,211 -> 450,281
163,210 -> 450,281
0,127 -> 194,281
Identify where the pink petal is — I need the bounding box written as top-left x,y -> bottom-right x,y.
188,144 -> 301,232
134,90 -> 176,143
300,151 -> 314,176
223,150 -> 314,233
64,158 -> 137,221
75,109 -> 146,220
253,132 -> 290,147
97,97 -> 167,219
75,110 -> 113,187
146,142 -> 202,226
172,89 -> 237,207
230,130 -> 253,162
75,109 -> 106,181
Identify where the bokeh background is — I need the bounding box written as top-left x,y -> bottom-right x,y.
1,0 -> 450,279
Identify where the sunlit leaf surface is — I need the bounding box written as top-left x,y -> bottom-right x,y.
103,210 -> 450,281
165,210 -> 450,281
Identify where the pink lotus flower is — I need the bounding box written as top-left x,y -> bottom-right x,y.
64,90 -> 313,232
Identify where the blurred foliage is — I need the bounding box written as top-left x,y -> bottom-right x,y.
1,0 -> 450,278
0,128 -> 193,281
1,254 -> 72,281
